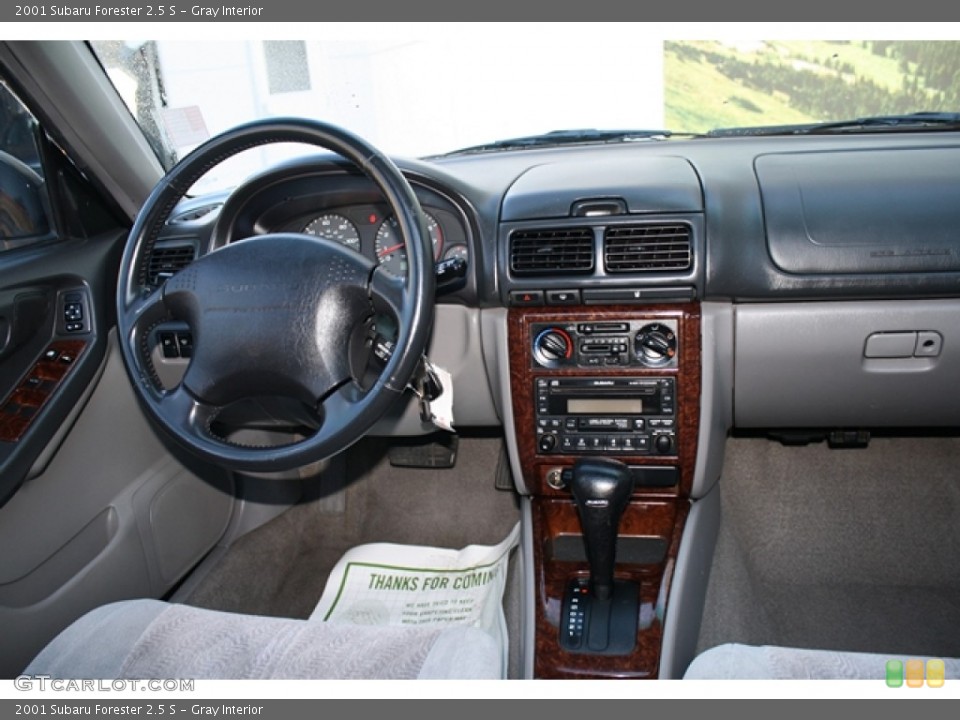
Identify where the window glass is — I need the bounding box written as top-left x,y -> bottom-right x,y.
90,35 -> 960,195
264,41 -> 311,94
0,79 -> 51,249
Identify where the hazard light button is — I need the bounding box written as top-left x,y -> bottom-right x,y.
508,290 -> 544,306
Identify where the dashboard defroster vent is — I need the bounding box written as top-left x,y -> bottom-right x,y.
169,203 -> 222,224
510,227 -> 594,275
604,224 -> 692,273
147,244 -> 196,287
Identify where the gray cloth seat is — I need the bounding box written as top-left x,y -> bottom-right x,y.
25,599 -> 502,680
685,643 -> 960,680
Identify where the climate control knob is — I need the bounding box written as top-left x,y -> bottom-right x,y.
634,323 -> 677,367
533,328 -> 573,367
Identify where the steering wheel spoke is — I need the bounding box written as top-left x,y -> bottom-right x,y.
124,287 -> 169,328
369,265 -> 406,320
154,384 -> 220,444
120,286 -> 175,372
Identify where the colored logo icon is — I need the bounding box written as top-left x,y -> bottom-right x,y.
885,659 -> 903,688
906,659 -> 925,688
886,658 -> 946,688
927,659 -> 945,688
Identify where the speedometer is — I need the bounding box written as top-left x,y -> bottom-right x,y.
375,213 -> 443,276
303,213 -> 361,252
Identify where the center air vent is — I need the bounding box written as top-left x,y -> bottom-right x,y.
147,244 -> 195,287
604,224 -> 692,273
510,227 -> 594,275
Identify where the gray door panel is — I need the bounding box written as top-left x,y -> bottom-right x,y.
0,337 -> 235,677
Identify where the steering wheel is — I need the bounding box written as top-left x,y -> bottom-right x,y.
116,118 -> 435,472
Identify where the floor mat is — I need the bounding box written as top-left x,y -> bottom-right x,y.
183,434 -> 520,621
697,435 -> 960,658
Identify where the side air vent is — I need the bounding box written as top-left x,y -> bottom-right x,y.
510,227 -> 594,275
604,224 -> 692,273
147,244 -> 195,287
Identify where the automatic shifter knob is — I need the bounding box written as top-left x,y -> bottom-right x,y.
569,458 -> 632,601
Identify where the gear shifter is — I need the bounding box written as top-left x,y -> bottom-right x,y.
560,458 -> 638,654
569,458 -> 633,601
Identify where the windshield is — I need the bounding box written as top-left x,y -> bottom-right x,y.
90,33 -> 960,193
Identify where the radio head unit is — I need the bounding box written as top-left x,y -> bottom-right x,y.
535,377 -> 676,456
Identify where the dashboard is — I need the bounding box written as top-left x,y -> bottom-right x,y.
132,126 -> 960,679
151,133 -> 960,438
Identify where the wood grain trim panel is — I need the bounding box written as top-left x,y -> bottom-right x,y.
0,340 -> 86,442
507,303 -> 701,498
508,303 -> 701,678
532,497 -> 690,679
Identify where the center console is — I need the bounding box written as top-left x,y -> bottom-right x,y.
508,303 -> 701,679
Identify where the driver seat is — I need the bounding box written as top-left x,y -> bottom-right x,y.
24,599 -> 502,680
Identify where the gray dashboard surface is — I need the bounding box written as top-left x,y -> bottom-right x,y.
500,155 -> 703,221
421,132 -> 960,302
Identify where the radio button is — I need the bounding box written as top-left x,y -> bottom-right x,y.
633,418 -> 645,431
580,417 -> 612,430
635,436 -> 651,451
565,418 -> 577,430
606,436 -> 620,451
577,417 -> 632,431
561,436 -> 575,452
588,436 -> 604,451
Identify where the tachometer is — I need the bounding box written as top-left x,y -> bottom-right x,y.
375,213 -> 442,277
303,213 -> 361,252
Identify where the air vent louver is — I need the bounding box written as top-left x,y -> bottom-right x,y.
604,224 -> 692,272
147,244 -> 195,287
510,227 -> 594,275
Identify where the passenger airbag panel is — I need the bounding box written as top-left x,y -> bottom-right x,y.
756,148 -> 960,274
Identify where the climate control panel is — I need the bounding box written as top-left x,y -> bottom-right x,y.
532,320 -> 678,369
